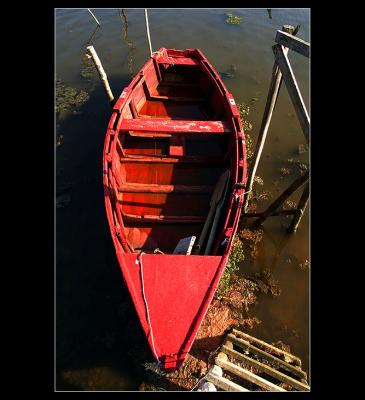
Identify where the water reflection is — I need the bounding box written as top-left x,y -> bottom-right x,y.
119,9 -> 136,78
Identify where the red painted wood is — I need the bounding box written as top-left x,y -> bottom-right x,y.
155,55 -> 200,65
119,253 -> 224,370
121,212 -> 205,224
120,118 -> 231,133
103,47 -> 247,371
119,155 -> 224,164
117,183 -> 213,194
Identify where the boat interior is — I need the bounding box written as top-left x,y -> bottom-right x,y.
109,50 -> 239,255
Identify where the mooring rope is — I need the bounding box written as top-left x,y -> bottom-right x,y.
189,345 -> 221,391
87,8 -> 100,26
136,252 -> 161,366
144,9 -> 153,57
234,189 -> 252,201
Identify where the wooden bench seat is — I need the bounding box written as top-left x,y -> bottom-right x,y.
118,155 -> 225,164
119,118 -> 231,134
121,212 -> 205,224
117,183 -> 213,194
156,56 -> 200,66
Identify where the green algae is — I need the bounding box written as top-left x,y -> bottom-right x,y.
225,12 -> 242,25
236,102 -> 254,160
56,79 -> 90,114
216,235 -> 245,299
80,53 -> 96,80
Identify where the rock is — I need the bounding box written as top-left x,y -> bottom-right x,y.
197,382 -> 217,391
210,365 -> 223,377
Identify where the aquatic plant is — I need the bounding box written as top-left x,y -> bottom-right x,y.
297,143 -> 308,155
279,167 -> 290,177
80,53 -> 96,80
56,79 -> 90,114
255,190 -> 272,201
248,268 -> 281,297
237,102 -> 249,118
225,12 -> 242,25
216,235 -> 245,299
254,176 -> 264,186
283,199 -> 297,210
239,228 -> 264,260
236,102 -> 254,160
56,134 -> 63,147
286,158 -> 309,176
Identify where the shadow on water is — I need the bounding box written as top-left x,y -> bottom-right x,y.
56,79 -> 154,391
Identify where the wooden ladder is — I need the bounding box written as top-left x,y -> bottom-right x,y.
196,328 -> 310,392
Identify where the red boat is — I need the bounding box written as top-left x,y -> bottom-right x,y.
103,48 -> 247,371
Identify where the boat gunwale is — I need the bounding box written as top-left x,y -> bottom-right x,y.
103,47 -> 247,258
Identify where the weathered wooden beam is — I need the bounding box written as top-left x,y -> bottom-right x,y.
275,30 -> 310,57
273,44 -> 310,143
205,372 -> 250,392
226,333 -> 307,381
86,45 -> 114,105
216,353 -> 286,392
232,329 -> 301,366
287,181 -> 309,233
222,345 -> 310,391
252,170 -> 309,228
244,209 -> 297,218
243,25 -> 296,213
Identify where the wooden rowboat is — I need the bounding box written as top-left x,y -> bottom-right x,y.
103,48 -> 247,371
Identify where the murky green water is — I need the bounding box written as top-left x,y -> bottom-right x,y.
56,8 -> 309,390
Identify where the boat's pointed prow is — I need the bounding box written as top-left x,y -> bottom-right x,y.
119,253 -> 224,370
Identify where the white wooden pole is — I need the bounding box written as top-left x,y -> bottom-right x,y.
87,9 -> 100,26
86,45 -> 114,105
144,9 -> 153,57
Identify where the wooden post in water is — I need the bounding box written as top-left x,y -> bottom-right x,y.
243,25 -> 296,214
252,170 -> 309,228
86,45 -> 114,105
287,181 -> 309,233
144,9 -> 153,57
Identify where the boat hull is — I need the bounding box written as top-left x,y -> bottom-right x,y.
103,48 -> 247,370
